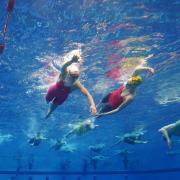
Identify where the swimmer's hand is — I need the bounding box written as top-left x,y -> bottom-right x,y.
90,105 -> 97,116
72,55 -> 80,63
149,68 -> 155,74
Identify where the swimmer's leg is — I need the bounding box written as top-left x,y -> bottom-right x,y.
96,103 -> 113,118
96,94 -> 110,109
96,94 -> 114,117
45,103 -> 58,119
63,129 -> 75,139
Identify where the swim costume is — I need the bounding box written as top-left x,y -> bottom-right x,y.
45,81 -> 71,105
108,85 -> 126,109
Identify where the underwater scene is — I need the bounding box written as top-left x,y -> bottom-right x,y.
0,0 -> 179,180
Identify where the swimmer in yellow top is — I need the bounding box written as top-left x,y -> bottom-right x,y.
97,57 -> 155,117
159,120 -> 180,149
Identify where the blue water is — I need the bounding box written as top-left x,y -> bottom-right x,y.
0,0 -> 180,180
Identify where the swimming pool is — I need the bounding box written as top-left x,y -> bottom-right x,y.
0,0 -> 179,180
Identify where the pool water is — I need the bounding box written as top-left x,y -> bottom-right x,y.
0,0 -> 179,180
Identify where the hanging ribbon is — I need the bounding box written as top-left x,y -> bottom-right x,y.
0,0 -> 15,54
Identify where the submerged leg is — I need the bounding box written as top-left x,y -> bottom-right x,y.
45,103 -> 58,119
64,130 -> 74,139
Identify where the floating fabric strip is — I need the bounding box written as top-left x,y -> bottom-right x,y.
0,0 -> 15,54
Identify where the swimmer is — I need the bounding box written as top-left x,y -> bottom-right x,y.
64,118 -> 98,139
96,56 -> 154,117
118,149 -> 130,170
28,132 -> 46,146
88,143 -> 105,153
91,155 -> 109,161
60,144 -> 77,153
91,155 -> 108,170
51,138 -> 66,151
115,149 -> 132,156
45,55 -> 97,118
159,120 -> 180,149
115,129 -> 148,145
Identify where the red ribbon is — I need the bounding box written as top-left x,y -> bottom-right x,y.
0,0 -> 15,54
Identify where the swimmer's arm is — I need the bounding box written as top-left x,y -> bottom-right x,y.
60,58 -> 79,79
98,94 -> 135,117
74,81 -> 97,115
52,60 -> 61,71
133,66 -> 155,76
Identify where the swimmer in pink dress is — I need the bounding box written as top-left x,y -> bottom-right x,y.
45,55 -> 97,119
97,65 -> 155,117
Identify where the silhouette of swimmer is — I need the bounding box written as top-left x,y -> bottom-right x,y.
88,143 -> 105,153
82,159 -> 89,172
115,129 -> 148,145
90,155 -> 108,170
61,144 -> 77,153
28,133 -> 46,146
51,138 -> 67,151
52,119 -> 97,150
116,149 -> 131,170
65,118 -> 98,139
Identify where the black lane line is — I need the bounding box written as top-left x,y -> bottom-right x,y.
0,168 -> 180,175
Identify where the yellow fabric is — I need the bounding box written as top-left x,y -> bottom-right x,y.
129,75 -> 142,85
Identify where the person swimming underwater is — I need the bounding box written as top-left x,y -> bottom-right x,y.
96,58 -> 155,117
45,55 -> 97,118
64,118 -> 98,139
28,132 -> 46,146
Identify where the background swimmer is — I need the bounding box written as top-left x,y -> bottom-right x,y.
114,128 -> 148,145
0,132 -> 13,144
159,120 -> 180,149
65,118 -> 98,139
45,54 -> 97,118
51,138 -> 67,151
88,143 -> 105,153
28,132 -> 46,146
96,55 -> 154,117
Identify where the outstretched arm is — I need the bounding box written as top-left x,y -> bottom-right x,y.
75,81 -> 97,115
97,94 -> 135,117
133,66 -> 155,76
